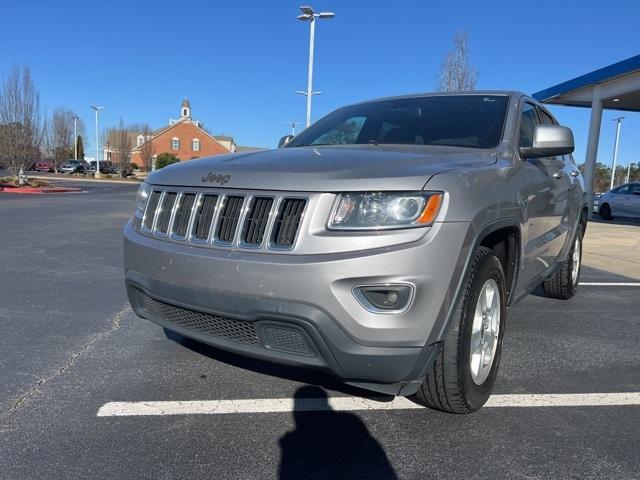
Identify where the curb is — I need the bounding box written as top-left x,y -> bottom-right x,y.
28,175 -> 143,186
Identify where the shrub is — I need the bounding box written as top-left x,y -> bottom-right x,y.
155,153 -> 180,170
130,162 -> 139,170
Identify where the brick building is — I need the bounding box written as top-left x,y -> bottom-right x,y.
108,99 -> 234,169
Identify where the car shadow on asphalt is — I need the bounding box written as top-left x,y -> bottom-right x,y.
277,385 -> 398,480
163,328 -> 391,400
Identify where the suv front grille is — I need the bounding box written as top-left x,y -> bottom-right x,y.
138,291 -> 315,356
140,293 -> 259,345
140,188 -> 307,250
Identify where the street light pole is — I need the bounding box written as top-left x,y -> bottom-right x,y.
610,117 -> 624,191
286,121 -> 301,136
90,106 -> 105,179
297,6 -> 334,128
73,115 -> 79,160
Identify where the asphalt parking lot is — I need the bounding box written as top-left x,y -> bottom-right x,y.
1,179 -> 639,479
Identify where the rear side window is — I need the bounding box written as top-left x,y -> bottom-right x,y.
612,185 -> 630,194
519,103 -> 539,148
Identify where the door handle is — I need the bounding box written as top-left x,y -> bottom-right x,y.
570,171 -> 580,177
552,172 -> 564,179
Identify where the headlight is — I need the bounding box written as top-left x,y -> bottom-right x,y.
136,182 -> 151,212
328,192 -> 443,230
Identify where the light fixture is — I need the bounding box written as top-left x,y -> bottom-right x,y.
613,98 -> 620,102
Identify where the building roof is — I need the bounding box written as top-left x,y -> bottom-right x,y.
532,55 -> 640,111
181,98 -> 191,109
133,118 -> 230,152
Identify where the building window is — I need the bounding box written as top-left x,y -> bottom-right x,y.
171,137 -> 180,150
137,135 -> 144,147
192,138 -> 200,152
183,108 -> 188,116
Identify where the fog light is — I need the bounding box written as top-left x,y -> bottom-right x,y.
353,284 -> 413,314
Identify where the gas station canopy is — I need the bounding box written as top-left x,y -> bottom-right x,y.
533,55 -> 640,212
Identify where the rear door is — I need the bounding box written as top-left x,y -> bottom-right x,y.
618,184 -> 640,217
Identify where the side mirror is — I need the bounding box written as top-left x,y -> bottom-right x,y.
520,125 -> 574,159
278,135 -> 294,148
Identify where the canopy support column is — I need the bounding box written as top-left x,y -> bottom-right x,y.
583,84 -> 603,218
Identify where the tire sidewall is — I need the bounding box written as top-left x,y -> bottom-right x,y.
567,225 -> 583,294
458,255 -> 507,410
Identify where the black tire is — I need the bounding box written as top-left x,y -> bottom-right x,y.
542,225 -> 583,300
414,246 -> 507,414
599,204 -> 613,220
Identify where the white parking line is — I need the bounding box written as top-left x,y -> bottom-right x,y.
97,392 -> 640,417
579,282 -> 640,286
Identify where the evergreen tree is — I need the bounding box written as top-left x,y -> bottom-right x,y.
76,135 -> 84,159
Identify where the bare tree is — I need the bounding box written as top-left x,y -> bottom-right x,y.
139,124 -> 154,172
112,118 -> 133,177
0,66 -> 44,178
437,31 -> 478,92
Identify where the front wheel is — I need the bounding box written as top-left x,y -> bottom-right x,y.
599,204 -> 613,220
414,246 -> 506,414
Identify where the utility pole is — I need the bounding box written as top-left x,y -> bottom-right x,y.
90,106 -> 106,179
296,6 -> 335,127
286,121 -> 301,136
610,117 -> 624,191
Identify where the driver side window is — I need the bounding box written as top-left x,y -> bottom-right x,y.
519,103 -> 539,148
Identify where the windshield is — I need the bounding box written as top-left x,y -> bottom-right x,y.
288,95 -> 509,149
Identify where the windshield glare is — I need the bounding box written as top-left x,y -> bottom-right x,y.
288,95 -> 509,149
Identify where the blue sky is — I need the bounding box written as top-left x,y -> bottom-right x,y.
1,0 -> 638,166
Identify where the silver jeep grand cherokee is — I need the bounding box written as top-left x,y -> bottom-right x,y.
124,92 -> 587,413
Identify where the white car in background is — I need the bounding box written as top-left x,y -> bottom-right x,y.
597,183 -> 640,220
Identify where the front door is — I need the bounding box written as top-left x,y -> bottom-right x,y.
516,103 -> 572,290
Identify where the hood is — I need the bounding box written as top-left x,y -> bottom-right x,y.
147,145 -> 497,192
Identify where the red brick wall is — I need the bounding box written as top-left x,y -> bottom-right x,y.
131,121 -> 229,167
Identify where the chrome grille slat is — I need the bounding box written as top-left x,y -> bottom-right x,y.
171,193 -> 196,239
139,188 -> 307,251
155,192 -> 177,235
241,197 -> 274,245
271,198 -> 307,247
191,194 -> 219,241
216,195 -> 244,243
142,191 -> 162,231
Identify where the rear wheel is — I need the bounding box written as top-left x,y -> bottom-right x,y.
414,246 -> 506,413
542,225 -> 583,300
599,203 -> 613,220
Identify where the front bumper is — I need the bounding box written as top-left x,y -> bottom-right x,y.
124,218 -> 471,395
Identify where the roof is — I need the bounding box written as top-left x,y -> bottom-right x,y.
133,118 -> 230,152
533,55 -> 640,111
181,98 -> 191,109
345,90 -> 522,108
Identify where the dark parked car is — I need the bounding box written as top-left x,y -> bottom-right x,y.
86,160 -> 116,174
60,160 -> 89,174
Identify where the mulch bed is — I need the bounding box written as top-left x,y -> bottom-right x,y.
0,185 -> 82,194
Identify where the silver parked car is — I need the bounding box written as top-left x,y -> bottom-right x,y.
124,92 -> 588,413
597,183 -> 640,220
